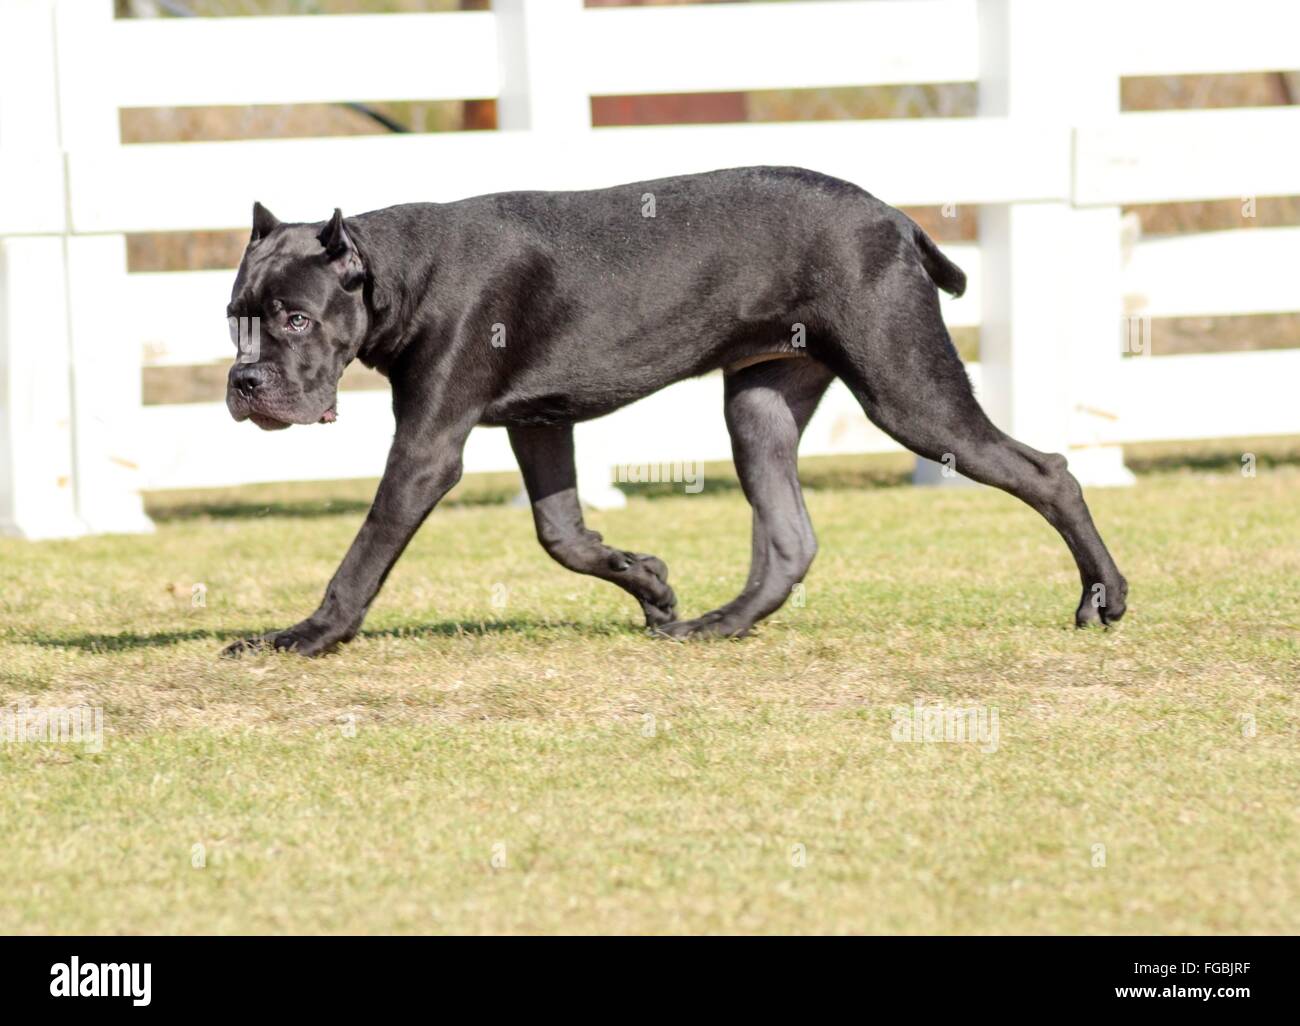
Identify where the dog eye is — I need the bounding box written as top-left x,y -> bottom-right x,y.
286,314 -> 310,332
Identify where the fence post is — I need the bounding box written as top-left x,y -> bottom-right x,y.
54,0 -> 155,533
936,0 -> 1131,488
495,0 -> 626,509
495,0 -> 590,135
1059,6 -> 1135,486
0,0 -> 85,539
966,0 -> 1072,477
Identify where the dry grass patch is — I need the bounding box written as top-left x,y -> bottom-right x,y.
1,462 -> 1297,932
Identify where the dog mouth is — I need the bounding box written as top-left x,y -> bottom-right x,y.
248,412 -> 292,431
231,397 -> 339,430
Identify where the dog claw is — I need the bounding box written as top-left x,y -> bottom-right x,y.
221,636 -> 271,658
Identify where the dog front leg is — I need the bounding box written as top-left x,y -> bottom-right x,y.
509,423 -> 677,627
223,427 -> 470,658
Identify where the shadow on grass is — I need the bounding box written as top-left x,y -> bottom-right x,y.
24,627 -> 247,652
24,618 -> 634,653
360,618 -> 634,642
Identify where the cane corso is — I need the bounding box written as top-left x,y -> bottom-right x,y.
222,166 -> 1126,656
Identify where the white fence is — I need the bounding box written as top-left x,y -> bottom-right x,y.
1,0 -> 1298,537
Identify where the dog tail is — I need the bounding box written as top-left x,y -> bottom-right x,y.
911,225 -> 967,298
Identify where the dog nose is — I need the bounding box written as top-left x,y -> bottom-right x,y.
230,363 -> 266,394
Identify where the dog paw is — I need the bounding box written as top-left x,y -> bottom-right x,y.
653,609 -> 751,641
640,595 -> 678,628
1075,576 -> 1128,629
616,551 -> 677,627
220,622 -> 339,658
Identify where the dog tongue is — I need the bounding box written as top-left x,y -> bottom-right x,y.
319,406 -> 337,424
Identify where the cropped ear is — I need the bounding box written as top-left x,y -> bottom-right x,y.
251,201 -> 280,244
320,208 -> 348,257
318,208 -> 365,290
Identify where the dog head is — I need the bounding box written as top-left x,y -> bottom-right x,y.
225,203 -> 367,430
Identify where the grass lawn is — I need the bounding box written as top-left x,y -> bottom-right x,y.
1,451 -> 1297,934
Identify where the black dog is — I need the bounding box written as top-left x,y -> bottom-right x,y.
223,166 -> 1126,657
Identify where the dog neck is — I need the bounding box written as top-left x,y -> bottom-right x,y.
346,210 -> 429,375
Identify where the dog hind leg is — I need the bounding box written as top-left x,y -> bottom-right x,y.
834,283 -> 1127,626
657,357 -> 834,639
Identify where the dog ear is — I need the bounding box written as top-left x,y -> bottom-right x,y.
318,208 -> 365,290
251,201 -> 280,244
320,208 -> 348,258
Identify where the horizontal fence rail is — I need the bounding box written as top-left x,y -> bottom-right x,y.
1115,0 -> 1300,76
136,379 -> 923,493
582,0 -> 979,95
1075,107 -> 1300,206
108,12 -> 499,108
1127,227 -> 1300,319
1,0 -> 1298,537
69,118 -> 1072,233
136,344 -> 1300,493
1112,350 -> 1300,444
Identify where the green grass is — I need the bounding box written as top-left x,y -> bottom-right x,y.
1,455 -> 1298,934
